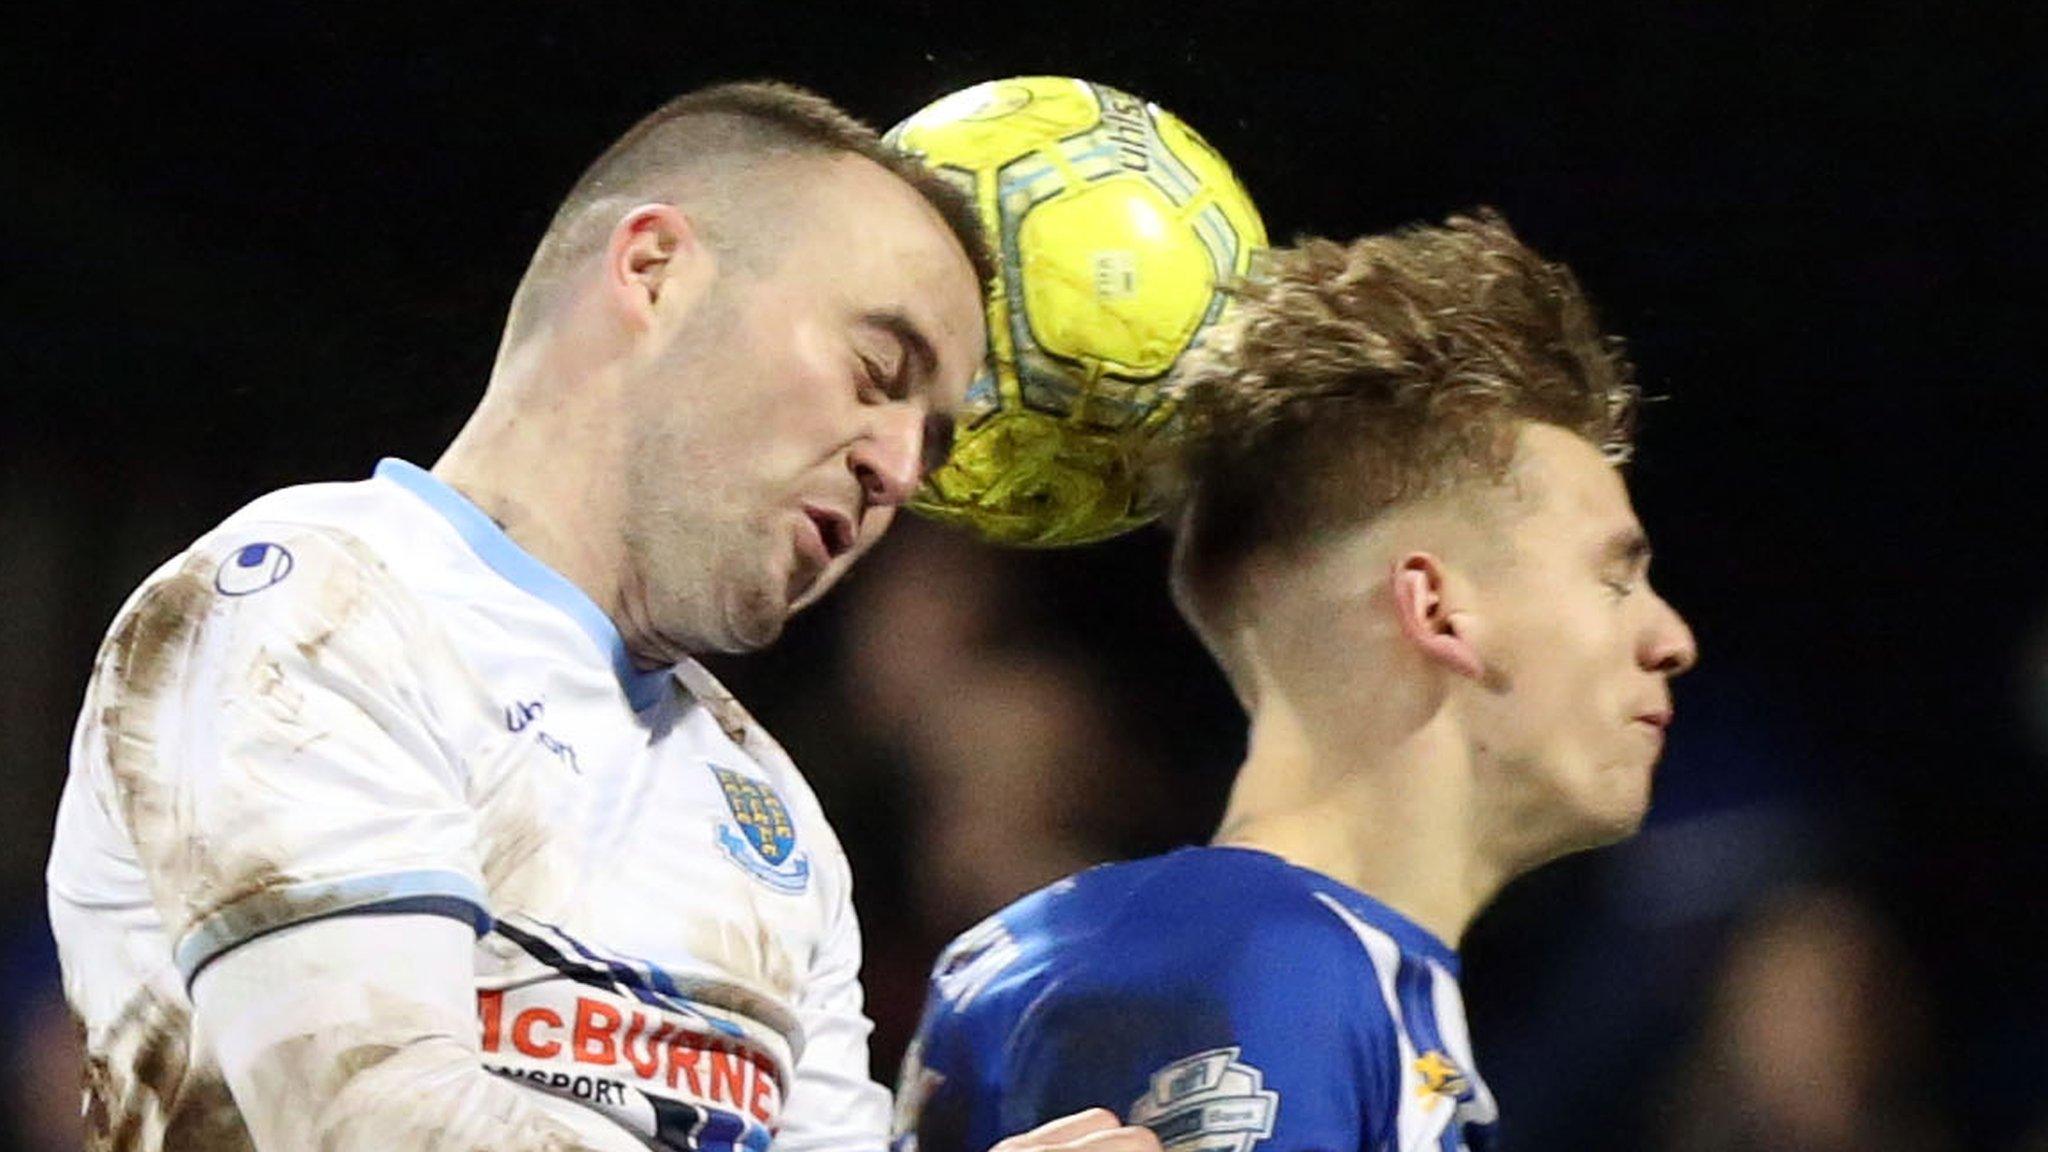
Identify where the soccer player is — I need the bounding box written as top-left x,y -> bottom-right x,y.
45,82 -> 1159,1152
894,212 -> 1699,1152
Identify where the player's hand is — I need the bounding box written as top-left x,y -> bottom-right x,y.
990,1109 -> 1163,1152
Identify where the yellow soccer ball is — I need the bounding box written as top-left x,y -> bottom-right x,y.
887,77 -> 1266,547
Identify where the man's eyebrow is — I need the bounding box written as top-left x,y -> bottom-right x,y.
1602,526 -> 1654,570
861,309 -> 939,386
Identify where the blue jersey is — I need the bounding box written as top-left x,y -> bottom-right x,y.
894,848 -> 1498,1152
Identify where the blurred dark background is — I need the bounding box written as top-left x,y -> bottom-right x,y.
2,3 -> 2044,1149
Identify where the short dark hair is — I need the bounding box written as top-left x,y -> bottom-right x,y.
510,81 -> 994,327
1161,209 -> 1638,606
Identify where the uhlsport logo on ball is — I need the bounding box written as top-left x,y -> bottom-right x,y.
888,77 -> 1266,547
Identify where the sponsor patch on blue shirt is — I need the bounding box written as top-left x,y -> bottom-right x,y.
1131,1047 -> 1279,1152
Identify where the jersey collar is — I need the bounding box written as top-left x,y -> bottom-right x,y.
374,458 -> 672,712
1313,869 -> 1462,975
1207,846 -> 1463,973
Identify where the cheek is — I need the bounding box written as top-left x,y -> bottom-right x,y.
744,370 -> 857,470
780,315 -> 853,396
1496,608 -> 1616,742
717,310 -> 830,409
777,347 -> 863,443
862,504 -> 900,534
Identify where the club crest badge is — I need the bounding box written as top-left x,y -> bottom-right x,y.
1131,1047 -> 1279,1152
711,766 -> 810,893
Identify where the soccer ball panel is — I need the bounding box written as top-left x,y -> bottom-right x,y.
889,78 -> 1101,170
1151,113 -> 1271,260
1018,180 -> 1219,379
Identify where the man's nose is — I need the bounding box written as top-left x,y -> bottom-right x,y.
1643,593 -> 1699,676
850,404 -> 927,507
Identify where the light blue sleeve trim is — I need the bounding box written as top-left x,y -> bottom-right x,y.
373,457 -> 672,712
174,868 -> 493,985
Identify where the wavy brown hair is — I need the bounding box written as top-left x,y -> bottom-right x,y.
1161,209 -> 1639,601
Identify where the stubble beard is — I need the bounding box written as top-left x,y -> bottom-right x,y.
626,511 -> 790,658
615,424 -> 778,658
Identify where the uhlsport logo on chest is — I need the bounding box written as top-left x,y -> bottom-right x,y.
711,766 -> 811,893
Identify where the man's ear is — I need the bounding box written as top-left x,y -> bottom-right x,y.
605,203 -> 714,331
1390,552 -> 1487,682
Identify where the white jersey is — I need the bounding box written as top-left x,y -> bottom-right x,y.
47,459 -> 888,1152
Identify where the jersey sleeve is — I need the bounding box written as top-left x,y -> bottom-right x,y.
768,841 -> 892,1152
77,526 -> 492,985
194,913 -> 645,1152
912,900 -> 1406,1152
893,915 -> 1025,1152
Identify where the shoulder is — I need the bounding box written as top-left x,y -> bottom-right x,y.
915,853 -> 1408,1151
1018,848 -> 1388,980
107,468 -> 481,669
122,473 -> 427,617
80,476 -> 483,787
932,850 -> 1395,1041
203,470 -> 464,599
103,520 -> 419,693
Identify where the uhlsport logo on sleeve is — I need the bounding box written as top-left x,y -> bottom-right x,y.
214,541 -> 294,596
1130,1047 -> 1279,1152
711,766 -> 810,893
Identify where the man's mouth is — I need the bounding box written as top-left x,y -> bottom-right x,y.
1633,709 -> 1673,731
802,504 -> 856,561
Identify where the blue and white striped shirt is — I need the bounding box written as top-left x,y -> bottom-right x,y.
896,847 -> 1498,1152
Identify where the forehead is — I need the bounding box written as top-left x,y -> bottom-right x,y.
1509,423 -> 1641,541
787,157 -> 985,372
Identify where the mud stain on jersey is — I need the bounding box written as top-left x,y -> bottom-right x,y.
483,808 -> 551,888
82,534 -> 609,1150
472,741 -> 570,916
245,654 -> 330,754
480,794 -> 563,910
673,664 -> 810,1011
82,988 -> 249,1152
101,543 -> 383,935
658,918 -> 805,1061
99,557 -> 216,895
675,660 -> 756,746
199,861 -> 360,968
249,1013 -> 608,1151
696,884 -> 805,1031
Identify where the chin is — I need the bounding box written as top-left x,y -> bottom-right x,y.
787,566 -> 844,616
1537,811 -> 1638,866
1584,804 -> 1650,848
1539,770 -> 1654,863
705,586 -> 789,655
732,608 -> 788,653
1581,773 -> 1656,846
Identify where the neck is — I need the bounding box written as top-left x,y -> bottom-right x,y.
432,324 -> 636,652
1212,674 -> 1510,948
